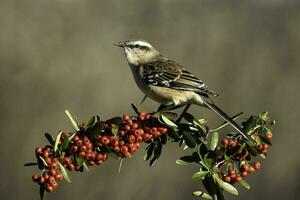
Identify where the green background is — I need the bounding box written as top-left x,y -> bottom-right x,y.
1,0 -> 300,199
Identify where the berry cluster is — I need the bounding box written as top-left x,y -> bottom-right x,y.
32,146 -> 64,192
30,112 -> 168,193
217,131 -> 273,184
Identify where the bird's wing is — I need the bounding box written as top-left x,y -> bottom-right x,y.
142,59 -> 218,96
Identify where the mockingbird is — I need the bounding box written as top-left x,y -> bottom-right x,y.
115,39 -> 255,143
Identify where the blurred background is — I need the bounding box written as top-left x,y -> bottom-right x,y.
1,0 -> 300,199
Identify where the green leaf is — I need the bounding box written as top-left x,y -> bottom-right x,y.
44,133 -> 55,146
39,185 -> 45,200
213,173 -> 238,195
192,171 -> 209,180
58,161 -> 71,183
86,116 -> 97,127
183,112 -> 195,123
144,143 -> 155,161
192,191 -> 213,200
24,162 -> 38,167
65,110 -> 80,131
54,131 -> 63,153
182,132 -> 196,148
38,156 -> 48,167
209,132 -> 219,151
242,115 -> 257,133
160,114 -> 178,128
105,117 -> 122,124
150,142 -> 162,166
239,179 -> 250,190
82,160 -> 89,171
167,128 -> 181,140
111,125 -> 119,136
131,103 -> 139,114
176,156 -> 194,165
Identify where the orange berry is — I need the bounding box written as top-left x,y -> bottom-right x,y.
266,133 -> 273,140
128,135 -> 136,143
235,176 -> 242,182
241,171 -> 248,177
224,176 -> 231,182
123,115 -> 130,121
253,162 -> 261,170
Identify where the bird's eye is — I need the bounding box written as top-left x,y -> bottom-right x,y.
134,44 -> 140,48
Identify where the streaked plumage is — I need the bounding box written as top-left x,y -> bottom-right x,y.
115,39 -> 256,143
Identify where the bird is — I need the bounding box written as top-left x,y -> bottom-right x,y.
115,39 -> 256,143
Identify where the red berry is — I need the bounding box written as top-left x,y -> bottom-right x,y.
79,145 -> 87,152
38,177 -> 45,185
123,115 -> 130,121
241,171 -> 248,177
131,123 -> 138,130
224,176 -> 231,182
124,125 -> 131,131
262,143 -> 269,150
221,138 -> 229,147
266,133 -> 273,140
49,169 -> 57,176
35,147 -> 43,156
118,140 -> 125,147
32,175 -> 39,182
119,130 -> 125,137
100,136 -> 110,145
46,184 -> 54,192
121,146 -> 128,154
142,133 -> 152,142
248,166 -> 255,173
75,139 -> 83,147
55,173 -> 63,181
124,151 -> 131,158
253,162 -> 261,170
242,164 -> 249,172
136,135 -> 143,143
128,135 -> 136,143
235,176 -> 242,182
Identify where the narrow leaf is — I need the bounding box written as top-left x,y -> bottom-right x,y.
192,191 -> 213,200
86,116 -> 97,127
38,156 -> 48,167
105,117 -> 122,124
54,131 -> 63,153
176,156 -> 194,165
24,162 -> 38,167
65,110 -> 80,131
192,171 -> 209,180
182,132 -> 196,148
39,185 -> 45,200
58,161 -> 71,183
239,179 -> 250,190
144,143 -> 155,161
82,160 -> 89,171
160,114 -> 178,128
149,142 -> 162,166
44,133 -> 55,146
209,132 -> 219,151
213,173 -> 238,195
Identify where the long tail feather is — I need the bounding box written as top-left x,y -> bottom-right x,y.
203,101 -> 256,144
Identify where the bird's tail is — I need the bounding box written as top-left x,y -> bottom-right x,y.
202,100 -> 256,144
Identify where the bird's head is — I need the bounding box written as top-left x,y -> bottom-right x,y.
115,40 -> 160,65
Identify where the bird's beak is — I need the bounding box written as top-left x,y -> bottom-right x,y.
114,42 -> 125,48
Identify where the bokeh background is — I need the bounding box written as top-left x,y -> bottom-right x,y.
1,0 -> 300,199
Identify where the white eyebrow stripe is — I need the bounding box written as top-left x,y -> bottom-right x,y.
134,41 -> 152,48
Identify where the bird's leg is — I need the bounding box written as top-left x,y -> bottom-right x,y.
176,103 -> 191,124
